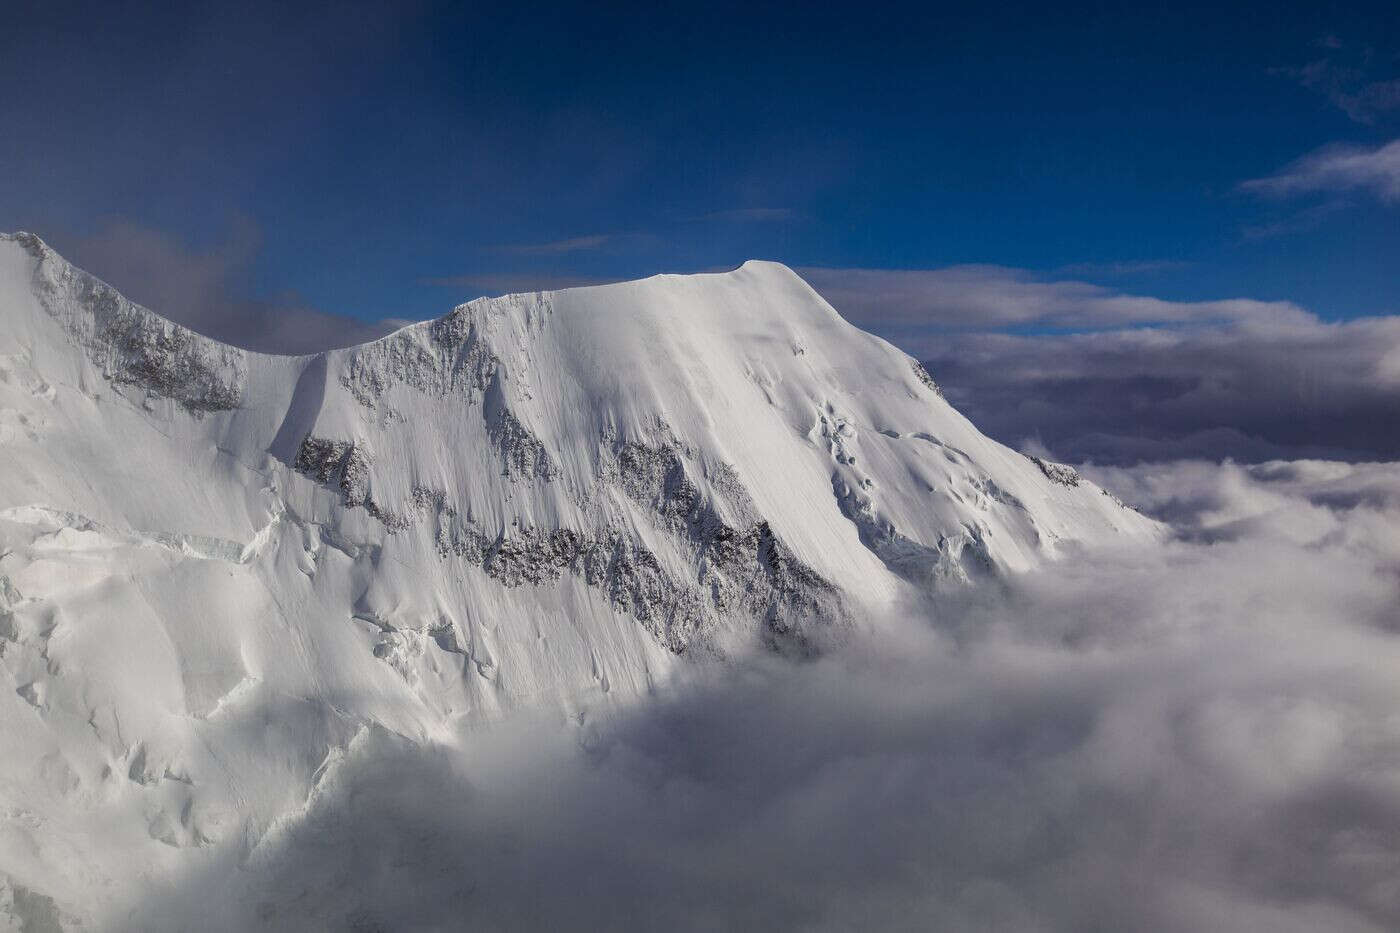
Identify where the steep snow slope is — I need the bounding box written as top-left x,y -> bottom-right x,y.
0,231 -> 1156,927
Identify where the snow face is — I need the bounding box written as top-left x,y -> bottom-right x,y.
0,232 -> 1158,926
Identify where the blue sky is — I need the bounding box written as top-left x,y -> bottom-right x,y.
3,0 -> 1398,329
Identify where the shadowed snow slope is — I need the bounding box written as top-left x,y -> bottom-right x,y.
0,232 -> 1155,927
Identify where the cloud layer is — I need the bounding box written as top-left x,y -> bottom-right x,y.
803,266 -> 1400,463
802,265 -> 1312,332
926,317 -> 1400,463
126,459 -> 1400,931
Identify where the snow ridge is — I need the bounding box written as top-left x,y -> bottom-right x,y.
6,232 -> 247,412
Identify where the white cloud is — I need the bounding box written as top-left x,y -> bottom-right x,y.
1241,139 -> 1400,203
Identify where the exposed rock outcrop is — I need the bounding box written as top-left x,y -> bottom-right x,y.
10,232 -> 246,412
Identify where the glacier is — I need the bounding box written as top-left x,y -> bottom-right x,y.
0,231 -> 1158,928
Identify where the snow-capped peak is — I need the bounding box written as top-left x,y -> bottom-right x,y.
0,232 -> 1156,925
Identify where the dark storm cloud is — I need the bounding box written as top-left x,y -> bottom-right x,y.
801,266 -> 1400,463
47,220 -> 406,355
128,460 -> 1400,932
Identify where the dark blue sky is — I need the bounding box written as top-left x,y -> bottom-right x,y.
3,0 -> 1398,328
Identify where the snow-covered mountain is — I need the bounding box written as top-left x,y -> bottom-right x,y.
0,231 -> 1156,927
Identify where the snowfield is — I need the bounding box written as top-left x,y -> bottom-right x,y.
0,232 -> 1158,929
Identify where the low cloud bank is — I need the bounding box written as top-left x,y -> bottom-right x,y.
924,320 -> 1400,463
803,266 -> 1400,463
129,459 -> 1400,932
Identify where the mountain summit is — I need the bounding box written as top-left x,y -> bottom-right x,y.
0,232 -> 1154,924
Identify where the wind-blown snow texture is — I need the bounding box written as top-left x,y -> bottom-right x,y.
0,232 -> 1153,929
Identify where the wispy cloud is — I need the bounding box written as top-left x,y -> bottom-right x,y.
490,231 -> 664,257
1274,37 -> 1400,124
800,265 -> 1311,333
493,234 -> 616,255
424,271 -> 628,295
1240,139 -> 1400,203
1239,199 -> 1349,240
693,207 -> 799,224
51,218 -> 404,354
1054,259 -> 1193,278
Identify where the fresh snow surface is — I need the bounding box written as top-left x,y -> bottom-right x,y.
0,232 -> 1158,928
